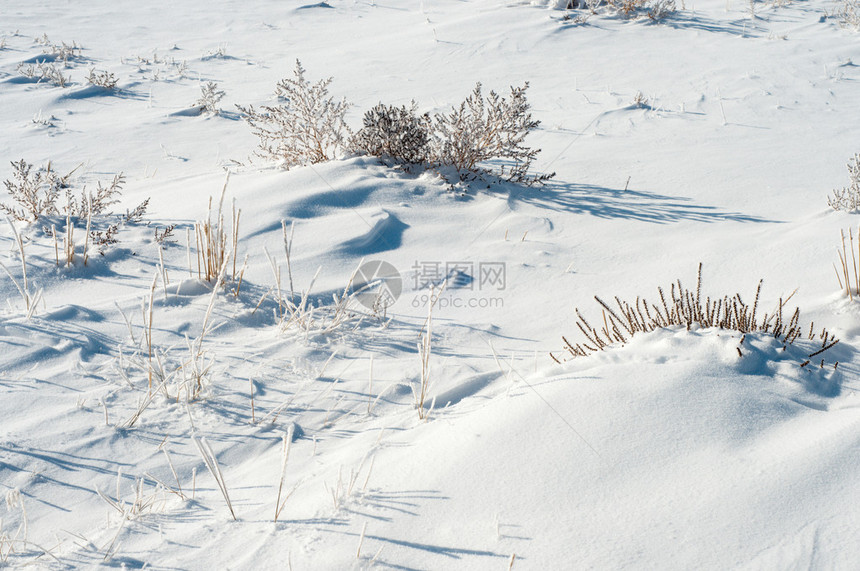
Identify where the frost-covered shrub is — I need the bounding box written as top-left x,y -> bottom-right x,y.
196,82 -> 225,115
431,82 -> 554,185
562,0 -> 676,20
86,68 -> 118,90
351,102 -> 431,165
1,160 -> 148,262
646,0 -> 676,20
1,159 -> 134,222
237,60 -> 351,168
16,61 -> 70,87
837,0 -> 860,29
41,39 -> 82,66
1,160 -> 72,221
827,153 -> 860,211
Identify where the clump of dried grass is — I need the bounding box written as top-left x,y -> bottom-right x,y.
553,264 -> 839,366
195,174 -> 242,284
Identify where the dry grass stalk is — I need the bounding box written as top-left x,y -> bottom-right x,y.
192,436 -> 236,520
835,226 -> 860,298
0,219 -> 43,319
414,286 -> 436,420
274,425 -> 296,522
552,264 -> 839,366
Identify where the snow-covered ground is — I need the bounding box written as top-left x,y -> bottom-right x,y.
1,0 -> 860,568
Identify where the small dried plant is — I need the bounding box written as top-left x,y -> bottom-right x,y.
86,68 -> 118,90
274,425 -> 297,522
827,153 -> 860,211
609,0 -> 648,17
1,159 -> 73,221
125,198 -> 150,224
155,224 -> 176,246
31,110 -> 56,128
0,490 -> 60,565
95,473 -> 171,522
415,311 -> 432,420
647,0 -> 676,20
562,12 -> 591,23
16,61 -> 70,87
576,0 -> 676,20
432,82 -> 554,185
41,39 -> 82,65
195,175 -> 241,283
0,219 -> 43,319
835,226 -> 860,298
834,0 -> 860,29
2,160 -> 146,262
195,82 -> 225,115
553,264 -> 839,367
65,173 -> 126,219
237,60 -> 351,168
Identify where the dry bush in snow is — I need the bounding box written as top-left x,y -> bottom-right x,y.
86,68 -> 118,90
562,0 -> 676,20
237,60 -> 350,168
64,173 -> 126,219
1,160 -> 73,221
1,159 -> 148,261
836,0 -> 860,29
40,38 -> 82,65
1,159 -> 126,222
432,82 -> 554,185
351,102 -> 431,165
827,153 -> 860,211
196,82 -> 225,115
646,0 -> 677,20
16,61 -> 70,87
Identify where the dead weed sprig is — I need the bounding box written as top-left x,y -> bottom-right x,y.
432,82 -> 554,185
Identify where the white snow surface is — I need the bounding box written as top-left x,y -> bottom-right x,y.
1,0 -> 860,568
